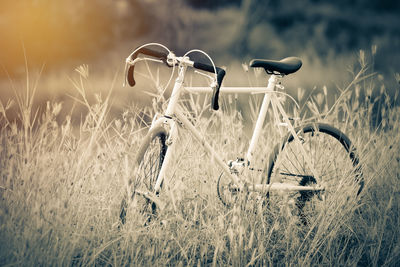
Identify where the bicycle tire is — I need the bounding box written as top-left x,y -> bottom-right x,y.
266,123 -> 363,224
119,126 -> 167,225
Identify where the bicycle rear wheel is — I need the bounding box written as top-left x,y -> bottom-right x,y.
266,123 -> 363,224
120,127 -> 167,225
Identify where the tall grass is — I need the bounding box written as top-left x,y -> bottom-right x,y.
1,52 -> 400,266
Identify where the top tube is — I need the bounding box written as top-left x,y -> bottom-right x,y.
184,86 -> 271,94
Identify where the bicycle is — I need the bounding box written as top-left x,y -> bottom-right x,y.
119,43 -> 363,225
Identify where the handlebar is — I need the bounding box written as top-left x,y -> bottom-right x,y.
125,46 -> 225,111
192,62 -> 225,110
126,47 -> 169,87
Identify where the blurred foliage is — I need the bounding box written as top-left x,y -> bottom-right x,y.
168,0 -> 400,83
135,0 -> 400,65
186,0 -> 400,12
189,0 -> 400,59
186,0 -> 242,9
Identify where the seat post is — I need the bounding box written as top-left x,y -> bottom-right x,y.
246,75 -> 280,165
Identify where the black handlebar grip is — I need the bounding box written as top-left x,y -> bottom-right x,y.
193,62 -> 226,110
127,47 -> 168,87
213,67 -> 226,110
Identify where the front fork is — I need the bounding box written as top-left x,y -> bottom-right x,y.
152,65 -> 187,192
151,114 -> 178,193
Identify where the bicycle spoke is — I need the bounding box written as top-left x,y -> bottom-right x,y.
267,123 -> 362,224
121,131 -> 166,225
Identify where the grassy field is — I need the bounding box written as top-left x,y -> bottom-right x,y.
1,53 -> 400,266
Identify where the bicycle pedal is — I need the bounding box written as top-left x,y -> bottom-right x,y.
228,158 -> 246,174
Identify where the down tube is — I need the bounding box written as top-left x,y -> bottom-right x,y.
174,110 -> 241,186
246,92 -> 272,164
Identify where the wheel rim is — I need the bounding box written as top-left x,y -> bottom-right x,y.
120,133 -> 166,225
268,126 -> 362,224
134,134 -> 166,219
135,134 -> 166,191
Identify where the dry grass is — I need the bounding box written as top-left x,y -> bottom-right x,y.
1,52 -> 400,266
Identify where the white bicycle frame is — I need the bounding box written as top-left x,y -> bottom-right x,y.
144,57 -> 322,196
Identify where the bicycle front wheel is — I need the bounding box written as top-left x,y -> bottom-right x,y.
266,123 -> 363,224
120,126 -> 167,225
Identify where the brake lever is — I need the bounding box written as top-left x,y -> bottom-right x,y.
194,70 -> 216,82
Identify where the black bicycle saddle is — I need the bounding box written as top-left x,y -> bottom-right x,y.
250,57 -> 302,75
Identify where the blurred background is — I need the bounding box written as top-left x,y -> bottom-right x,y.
0,0 -> 399,121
